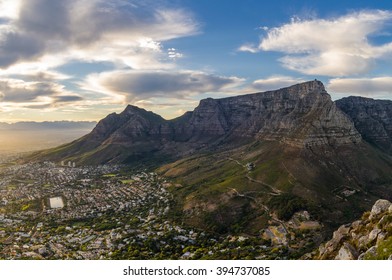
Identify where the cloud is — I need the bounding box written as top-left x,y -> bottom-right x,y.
0,78 -> 83,107
248,10 -> 392,76
238,43 -> 259,53
328,77 -> 392,98
84,70 -> 245,103
0,0 -> 21,20
0,0 -> 199,69
249,76 -> 306,92
167,48 -> 183,59
53,95 -> 84,103
0,0 -> 201,115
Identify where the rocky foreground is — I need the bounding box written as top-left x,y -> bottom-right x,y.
312,199 -> 392,260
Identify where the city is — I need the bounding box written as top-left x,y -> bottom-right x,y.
0,155 -> 269,259
0,153 -> 325,260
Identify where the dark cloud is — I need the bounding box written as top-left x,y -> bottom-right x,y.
18,0 -> 70,40
53,95 -> 84,103
96,70 -> 243,101
0,31 -> 44,67
0,79 -> 83,106
0,80 -> 47,102
23,104 -> 52,109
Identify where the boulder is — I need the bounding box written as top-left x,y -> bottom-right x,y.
368,228 -> 382,244
363,246 -> 378,259
358,236 -> 368,249
332,225 -> 350,242
335,243 -> 358,260
376,232 -> 386,246
370,200 -> 391,218
351,220 -> 362,229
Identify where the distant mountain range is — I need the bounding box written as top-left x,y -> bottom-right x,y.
30,81 -> 392,239
0,121 -> 96,152
0,121 -> 96,131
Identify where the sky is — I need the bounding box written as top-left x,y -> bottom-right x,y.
1,0 -> 392,122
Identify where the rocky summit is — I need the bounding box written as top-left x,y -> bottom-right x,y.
34,80 -> 362,165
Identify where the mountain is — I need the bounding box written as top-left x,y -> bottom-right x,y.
33,80 -> 362,164
336,96 -> 392,154
0,121 -> 96,131
31,80 -> 392,242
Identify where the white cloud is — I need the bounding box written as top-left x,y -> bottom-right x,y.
252,10 -> 392,76
328,77 -> 392,98
238,43 -> 259,53
0,0 -> 21,19
167,48 -> 183,59
249,76 -> 306,92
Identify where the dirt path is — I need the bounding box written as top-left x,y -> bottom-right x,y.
228,157 -> 281,195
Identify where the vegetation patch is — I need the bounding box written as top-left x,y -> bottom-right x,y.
268,194 -> 308,220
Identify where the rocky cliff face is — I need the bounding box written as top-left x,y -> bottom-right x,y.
171,80 -> 361,147
336,96 -> 392,154
313,199 -> 392,260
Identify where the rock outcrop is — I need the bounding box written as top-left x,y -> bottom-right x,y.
336,96 -> 392,154
315,199 -> 392,260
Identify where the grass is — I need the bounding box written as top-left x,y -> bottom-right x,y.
103,174 -> 117,178
21,204 -> 31,211
121,179 -> 134,184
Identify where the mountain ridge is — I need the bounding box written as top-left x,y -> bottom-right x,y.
32,80 -> 365,164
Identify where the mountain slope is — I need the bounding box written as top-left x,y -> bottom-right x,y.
159,138 -> 392,234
